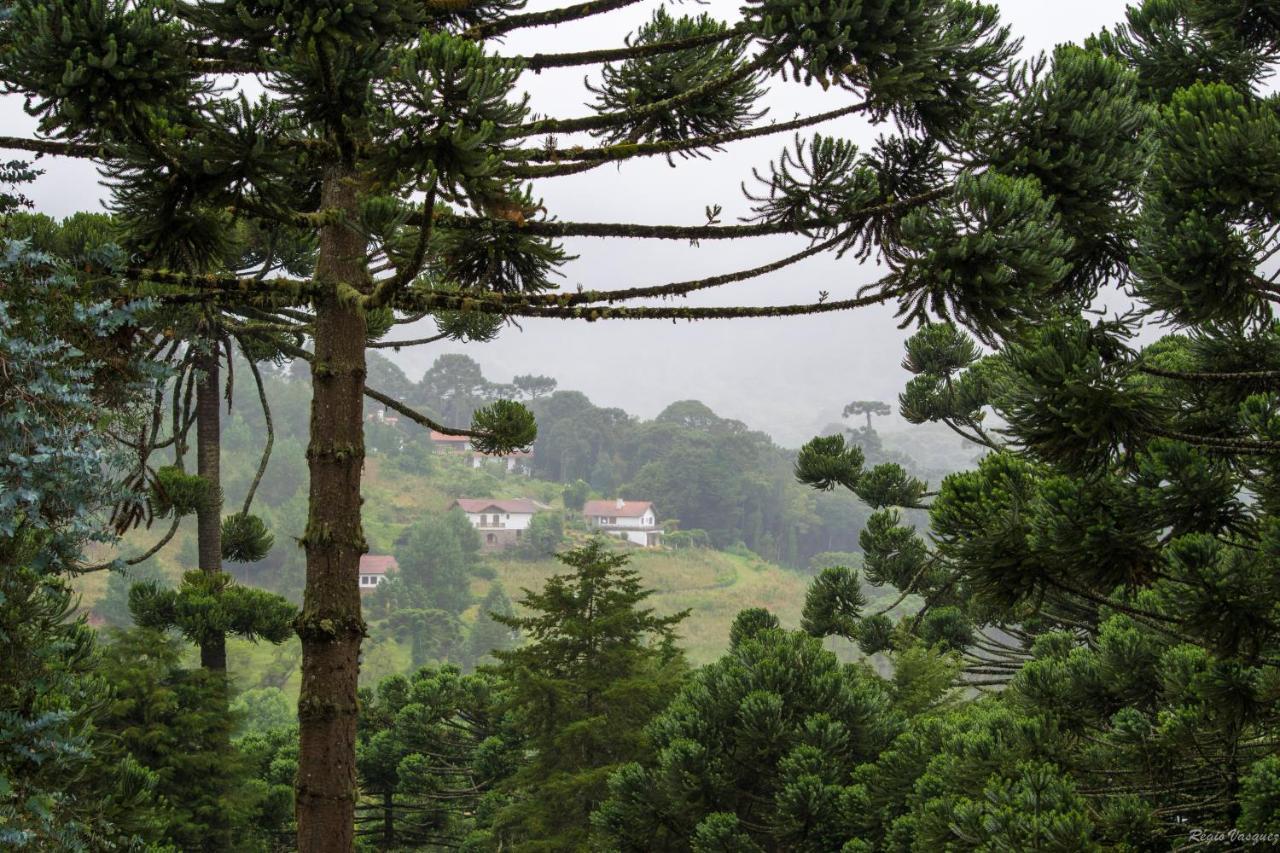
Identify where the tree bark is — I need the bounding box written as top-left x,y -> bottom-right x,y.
195,338 -> 227,672
383,790 -> 395,848
296,163 -> 369,853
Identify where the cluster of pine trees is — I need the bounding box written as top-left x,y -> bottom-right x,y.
5,0 -> 1280,850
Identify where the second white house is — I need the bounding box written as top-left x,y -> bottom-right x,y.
450,498 -> 542,550
583,498 -> 663,547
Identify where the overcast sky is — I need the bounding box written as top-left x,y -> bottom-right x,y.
2,0 -> 1131,445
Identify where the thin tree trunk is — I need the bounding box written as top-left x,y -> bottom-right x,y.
383,790 -> 395,848
195,338 -> 227,671
296,163 -> 369,853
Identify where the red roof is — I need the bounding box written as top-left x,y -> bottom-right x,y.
430,431 -> 470,443
359,555 -> 399,576
451,498 -> 539,514
583,500 -> 653,518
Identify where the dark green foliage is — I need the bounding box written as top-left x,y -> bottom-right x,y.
801,565 -> 866,639
588,9 -> 765,150
729,607 -> 780,647
997,319 -> 1157,473
846,701 -> 1072,849
129,570 -> 297,648
435,215 -> 570,295
0,566 -> 164,850
220,512 -> 274,563
939,761 -> 1097,849
888,170 -> 1074,341
387,607 -> 464,668
363,305 -> 395,342
1239,755 -> 1280,834
797,433 -> 929,510
150,465 -> 215,518
517,511 -> 564,559
744,0 -> 1016,141
930,452 -> 1045,608
1092,0 -> 1273,103
858,509 -> 930,589
95,559 -> 170,628
795,433 -> 865,492
974,45 -> 1147,296
562,479 -> 590,511
392,509 -> 483,616
465,584 -> 519,669
743,133 -> 878,231
917,605 -> 973,651
856,612 -> 896,656
484,541 -> 688,852
1134,80 -> 1280,324
2,0 -> 201,139
595,624 -> 898,851
95,629 -> 280,852
470,398 -> 537,455
356,666 -> 518,849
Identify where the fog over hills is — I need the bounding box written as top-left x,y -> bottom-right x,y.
1,0 -> 1129,447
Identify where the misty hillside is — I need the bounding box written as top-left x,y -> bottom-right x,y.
82,358 -> 928,691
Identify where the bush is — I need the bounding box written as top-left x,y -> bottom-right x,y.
665,529 -> 711,550
519,512 -> 565,559
563,479 -> 590,511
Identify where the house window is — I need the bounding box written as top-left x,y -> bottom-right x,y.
486,533 -> 496,544
360,576 -> 370,586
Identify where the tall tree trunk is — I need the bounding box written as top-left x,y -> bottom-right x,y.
195,337 -> 227,672
195,332 -> 232,852
296,164 -> 369,853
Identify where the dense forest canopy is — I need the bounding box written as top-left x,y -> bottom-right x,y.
5,0 -> 1280,850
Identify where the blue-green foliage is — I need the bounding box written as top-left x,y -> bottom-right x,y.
0,161 -> 163,848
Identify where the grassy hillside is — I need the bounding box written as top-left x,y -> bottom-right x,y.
79,449 -> 897,695
475,546 -> 810,666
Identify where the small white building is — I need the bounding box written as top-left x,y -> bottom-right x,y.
450,498 -> 542,550
430,430 -> 471,453
582,499 -> 663,547
471,449 -> 533,475
359,555 -> 398,592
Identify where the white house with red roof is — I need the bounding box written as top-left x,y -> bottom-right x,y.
471,448 -> 533,475
430,430 -> 471,453
582,499 -> 663,547
359,555 -> 399,592
449,498 -> 543,550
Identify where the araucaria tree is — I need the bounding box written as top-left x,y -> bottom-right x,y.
1,0 -> 1033,847
789,1 -> 1280,840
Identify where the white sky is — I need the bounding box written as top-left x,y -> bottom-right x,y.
1,0 -> 1132,444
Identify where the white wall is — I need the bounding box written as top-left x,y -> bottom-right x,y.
465,511 -> 533,531
592,510 -> 655,529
